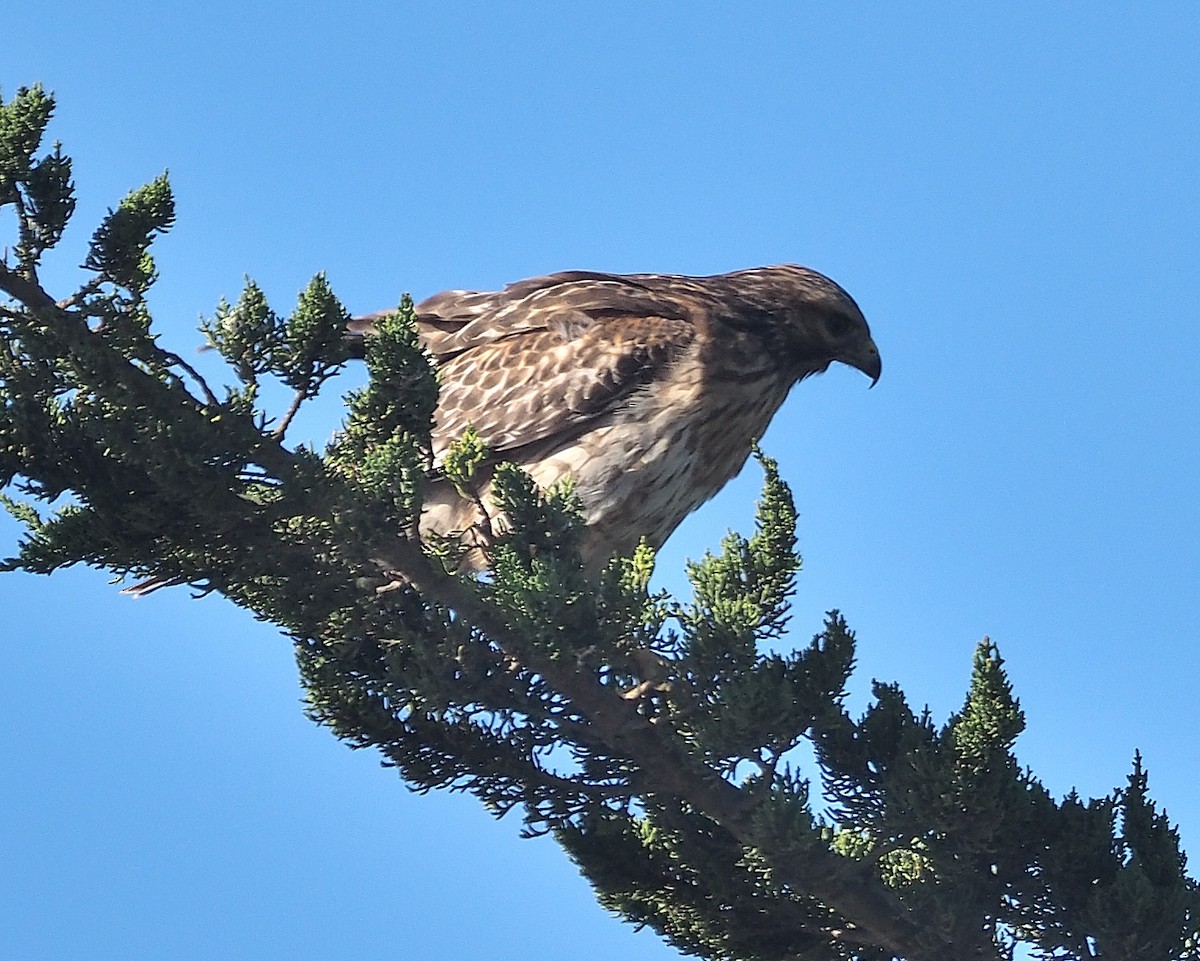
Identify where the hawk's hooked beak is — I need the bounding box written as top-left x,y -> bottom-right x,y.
843,337 -> 882,387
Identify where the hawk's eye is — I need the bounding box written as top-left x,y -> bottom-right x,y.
824,312 -> 853,339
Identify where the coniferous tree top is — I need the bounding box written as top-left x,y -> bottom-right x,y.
2,85 -> 1197,961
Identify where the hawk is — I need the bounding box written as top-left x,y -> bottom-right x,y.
350,265 -> 879,571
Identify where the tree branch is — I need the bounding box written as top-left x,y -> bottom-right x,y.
369,534 -> 961,959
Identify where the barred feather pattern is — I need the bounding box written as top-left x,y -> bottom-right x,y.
352,265 -> 881,571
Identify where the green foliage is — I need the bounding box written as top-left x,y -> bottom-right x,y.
0,84 -> 76,272
84,173 -> 175,294
273,272 -> 352,392
2,85 -> 1198,961
442,424 -> 486,496
560,802 -> 832,961
1023,758 -> 1200,960
0,84 -> 55,194
201,280 -> 279,382
326,298 -> 435,533
329,297 -> 436,460
22,143 -> 75,263
202,276 -> 343,394
669,453 -> 850,770
681,446 -> 798,665
489,464 -> 586,578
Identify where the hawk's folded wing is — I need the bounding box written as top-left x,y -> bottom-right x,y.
388,272 -> 701,463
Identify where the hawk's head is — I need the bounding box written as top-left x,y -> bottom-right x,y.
716,264 -> 881,386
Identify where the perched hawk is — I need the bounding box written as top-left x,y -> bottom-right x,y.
350,265 -> 879,571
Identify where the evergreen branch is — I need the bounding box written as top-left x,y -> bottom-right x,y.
366,534 -> 941,959
0,258 -> 55,310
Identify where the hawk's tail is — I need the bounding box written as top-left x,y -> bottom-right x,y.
344,314 -> 383,360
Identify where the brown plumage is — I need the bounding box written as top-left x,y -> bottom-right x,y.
350,265 -> 880,571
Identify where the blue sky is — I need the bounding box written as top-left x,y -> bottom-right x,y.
3,4 -> 1198,958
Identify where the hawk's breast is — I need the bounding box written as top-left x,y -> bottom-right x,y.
519,355 -> 793,563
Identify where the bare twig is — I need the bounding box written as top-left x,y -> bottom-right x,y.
272,388 -> 308,439
56,276 -> 105,309
159,348 -> 220,408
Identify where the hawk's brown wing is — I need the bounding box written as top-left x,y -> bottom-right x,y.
414,272 -> 698,462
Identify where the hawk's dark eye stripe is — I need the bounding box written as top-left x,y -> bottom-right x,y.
825,313 -> 853,338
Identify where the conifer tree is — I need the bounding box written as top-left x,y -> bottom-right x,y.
2,85 -> 1196,961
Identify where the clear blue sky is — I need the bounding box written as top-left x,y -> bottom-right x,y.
4,4 -> 1198,958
